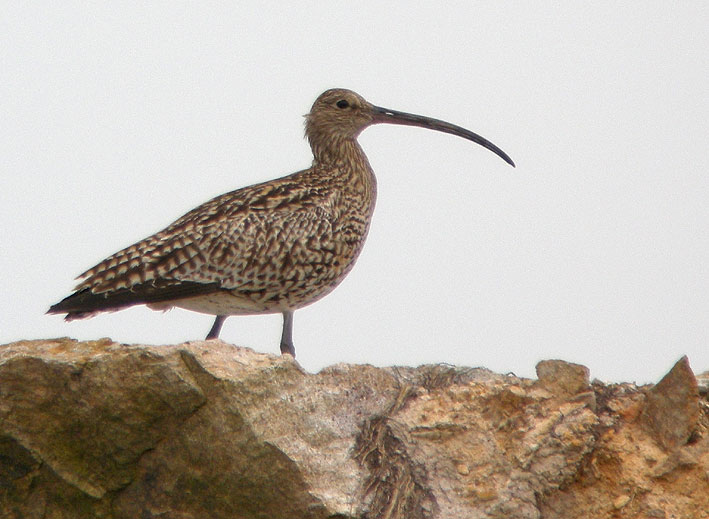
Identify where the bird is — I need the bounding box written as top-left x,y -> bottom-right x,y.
48,88 -> 514,357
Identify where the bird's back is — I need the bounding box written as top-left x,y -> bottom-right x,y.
49,157 -> 377,319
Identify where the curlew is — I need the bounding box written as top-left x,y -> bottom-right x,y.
48,89 -> 514,357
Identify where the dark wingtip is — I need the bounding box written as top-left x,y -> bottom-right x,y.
46,302 -> 64,315
46,302 -> 86,321
46,281 -> 224,320
47,295 -> 76,315
46,290 -> 97,318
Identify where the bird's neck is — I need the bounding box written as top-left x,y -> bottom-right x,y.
309,132 -> 357,162
310,137 -> 377,213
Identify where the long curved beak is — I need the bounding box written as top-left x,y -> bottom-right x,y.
372,105 -> 515,167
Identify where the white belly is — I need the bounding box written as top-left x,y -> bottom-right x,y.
147,292 -> 283,316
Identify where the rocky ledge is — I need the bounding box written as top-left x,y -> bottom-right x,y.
0,339 -> 707,519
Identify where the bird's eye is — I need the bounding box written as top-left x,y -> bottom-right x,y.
336,99 -> 350,109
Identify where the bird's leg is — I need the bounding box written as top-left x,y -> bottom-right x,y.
280,311 -> 295,357
206,315 -> 227,339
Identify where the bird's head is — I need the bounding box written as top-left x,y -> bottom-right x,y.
305,89 -> 375,144
305,88 -> 515,167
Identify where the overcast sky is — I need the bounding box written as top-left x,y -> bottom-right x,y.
1,2 -> 707,383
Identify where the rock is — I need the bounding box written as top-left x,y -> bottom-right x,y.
535,360 -> 594,409
651,448 -> 699,479
0,339 -> 707,519
697,370 -> 709,397
641,356 -> 700,450
612,494 -> 631,509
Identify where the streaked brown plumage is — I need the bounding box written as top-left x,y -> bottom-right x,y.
48,88 -> 514,357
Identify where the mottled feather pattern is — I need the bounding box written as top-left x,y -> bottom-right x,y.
54,140 -> 377,317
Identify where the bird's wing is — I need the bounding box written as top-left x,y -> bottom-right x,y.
48,170 -> 340,316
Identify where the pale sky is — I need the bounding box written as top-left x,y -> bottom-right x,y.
1,2 -> 707,383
